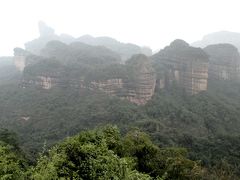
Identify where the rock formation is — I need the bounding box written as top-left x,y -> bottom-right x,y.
152,39 -> 209,95
90,54 -> 156,105
20,50 -> 156,105
204,44 -> 240,80
24,21 -> 152,61
18,36 -> 240,105
13,48 -> 27,72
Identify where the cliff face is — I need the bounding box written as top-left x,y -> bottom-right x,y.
21,54 -> 156,105
90,79 -> 124,96
13,48 -> 27,72
90,54 -> 156,105
22,76 -> 54,89
20,38 -> 156,105
204,44 -> 240,81
152,39 -> 209,95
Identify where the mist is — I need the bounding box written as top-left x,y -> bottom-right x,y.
1,0 -> 240,56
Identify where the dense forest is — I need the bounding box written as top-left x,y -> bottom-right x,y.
1,125 -> 239,179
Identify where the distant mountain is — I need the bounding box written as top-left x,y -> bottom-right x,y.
25,21 -> 61,55
25,21 -> 152,60
23,40 -> 121,83
77,35 -> 152,60
204,43 -> 240,80
192,31 -> 240,51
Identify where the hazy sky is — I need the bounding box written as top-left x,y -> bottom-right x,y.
1,0 -> 240,56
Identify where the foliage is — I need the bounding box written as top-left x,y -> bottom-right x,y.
30,126 -> 152,179
0,142 -> 26,179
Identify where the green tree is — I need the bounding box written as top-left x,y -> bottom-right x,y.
0,142 -> 25,180
31,127 -> 150,180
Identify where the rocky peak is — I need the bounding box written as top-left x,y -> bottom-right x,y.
158,39 -> 209,62
170,39 -> 189,48
38,21 -> 55,37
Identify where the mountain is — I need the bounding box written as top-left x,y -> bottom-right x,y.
1,29 -> 240,178
152,39 -> 209,95
21,40 -> 122,89
77,35 -> 152,60
25,21 -> 60,55
25,21 -> 152,60
88,54 -> 156,105
20,40 -> 156,105
192,31 -> 240,51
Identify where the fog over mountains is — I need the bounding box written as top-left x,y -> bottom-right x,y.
24,21 -> 152,61
1,20 -> 240,179
192,31 -> 240,51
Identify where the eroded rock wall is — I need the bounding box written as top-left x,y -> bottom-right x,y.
90,54 -> 156,105
204,44 -> 240,81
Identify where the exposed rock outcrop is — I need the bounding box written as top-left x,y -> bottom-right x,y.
90,79 -> 124,96
204,44 -> 240,80
90,54 -> 156,105
13,48 -> 28,72
21,54 -> 156,105
152,39 -> 209,95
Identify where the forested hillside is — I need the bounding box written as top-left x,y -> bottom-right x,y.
0,75 -> 240,178
1,125 -> 239,179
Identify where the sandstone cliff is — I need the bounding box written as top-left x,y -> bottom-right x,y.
20,38 -> 156,105
89,54 -> 156,105
152,39 -> 209,95
13,48 -> 28,72
204,44 -> 240,80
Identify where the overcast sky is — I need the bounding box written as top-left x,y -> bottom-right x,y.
0,0 -> 240,56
